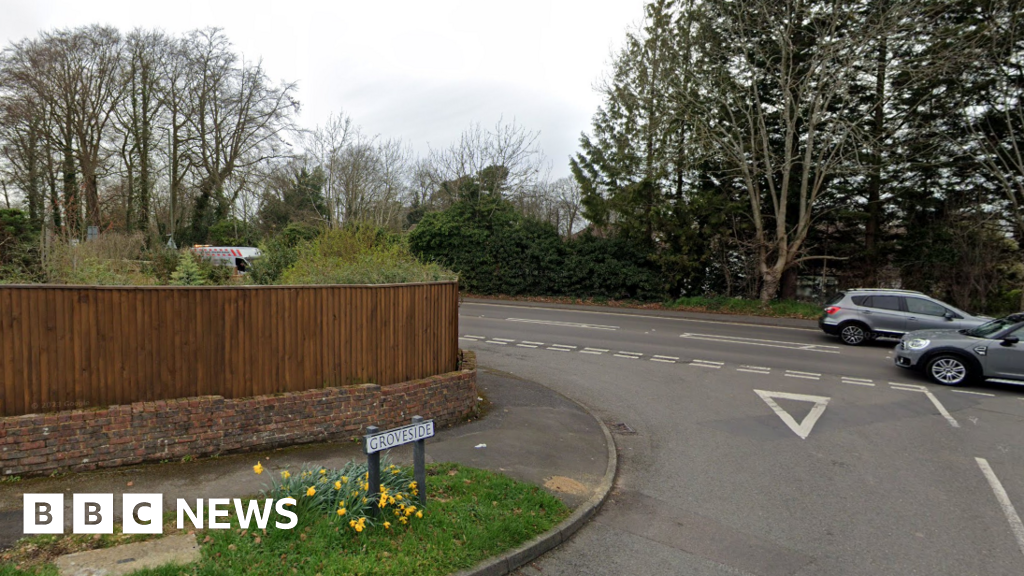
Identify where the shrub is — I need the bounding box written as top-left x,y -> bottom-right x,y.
170,252 -> 205,286
43,232 -> 153,285
280,226 -> 455,285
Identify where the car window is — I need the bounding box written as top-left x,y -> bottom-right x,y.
851,295 -> 869,306
824,293 -> 845,306
968,318 -> 1017,338
868,295 -> 901,311
1008,326 -> 1024,339
905,298 -> 947,317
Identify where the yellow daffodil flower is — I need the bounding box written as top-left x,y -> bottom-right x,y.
337,507 -> 346,516
253,462 -> 264,475
319,469 -> 326,475
341,476 -> 348,483
306,486 -> 316,497
334,481 -> 342,490
384,521 -> 391,529
416,511 -> 423,519
281,471 -> 291,479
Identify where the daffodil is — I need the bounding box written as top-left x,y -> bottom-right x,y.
395,495 -> 403,501
383,521 -> 391,529
319,469 -> 326,475
341,476 -> 348,483
253,462 -> 264,475
334,481 -> 342,490
416,511 -> 423,519
337,507 -> 346,516
281,470 -> 291,479
306,486 -> 316,497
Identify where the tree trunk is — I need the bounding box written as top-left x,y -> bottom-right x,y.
781,267 -> 799,300
760,267 -> 781,303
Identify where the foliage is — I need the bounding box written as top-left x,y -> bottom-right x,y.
207,219 -> 260,247
0,209 -> 41,282
281,225 -> 455,285
42,232 -> 152,286
170,252 -> 205,286
0,464 -> 568,576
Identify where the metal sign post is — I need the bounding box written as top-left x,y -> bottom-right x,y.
364,417 -> 435,512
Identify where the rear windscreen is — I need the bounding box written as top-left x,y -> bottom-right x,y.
824,292 -> 844,306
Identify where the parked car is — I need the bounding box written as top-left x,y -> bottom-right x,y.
894,313 -> 1024,386
818,289 -> 990,345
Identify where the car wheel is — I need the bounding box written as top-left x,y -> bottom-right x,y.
926,355 -> 971,386
839,322 -> 870,346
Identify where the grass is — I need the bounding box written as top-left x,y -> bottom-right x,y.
463,293 -> 823,320
0,463 -> 569,576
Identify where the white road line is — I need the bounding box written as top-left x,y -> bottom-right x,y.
615,354 -> 641,359
522,341 -> 545,345
693,359 -> 723,365
463,335 -> 485,339
842,377 -> 874,383
951,390 -> 996,397
485,340 -> 508,345
738,368 -> 770,374
742,365 -> 770,370
491,337 -> 516,342
976,458 -> 1024,558
579,350 -> 603,355
506,317 -> 619,330
547,347 -> 571,352
458,337 -> 478,341
516,344 -> 538,349
786,373 -> 820,380
787,370 -> 821,376
690,362 -> 721,369
651,358 -> 676,363
653,355 -> 680,360
843,380 -> 876,387
890,382 -> 960,428
680,332 -> 841,353
584,347 -> 609,352
463,302 -> 819,332
754,390 -> 831,440
549,344 -> 577,349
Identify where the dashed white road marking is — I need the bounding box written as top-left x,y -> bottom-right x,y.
491,337 -> 516,342
690,360 -> 723,369
522,341 -> 545,345
680,332 -> 840,354
785,370 -> 821,380
975,458 -> 1024,558
889,382 -> 960,428
615,351 -> 643,359
650,358 -> 676,363
951,390 -> 996,397
579,349 -> 603,355
506,317 -> 619,330
841,377 -> 874,386
516,344 -> 538,348
653,355 -> 680,360
548,344 -> 577,349
584,347 -> 609,352
462,335 -> 485,339
738,366 -> 771,374
485,340 -> 508,345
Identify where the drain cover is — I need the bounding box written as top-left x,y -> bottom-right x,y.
608,422 -> 636,435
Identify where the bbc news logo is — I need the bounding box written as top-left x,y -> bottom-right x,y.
24,494 -> 298,534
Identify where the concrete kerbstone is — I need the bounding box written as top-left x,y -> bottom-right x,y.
450,394 -> 619,576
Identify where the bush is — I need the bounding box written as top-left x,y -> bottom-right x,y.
247,234 -> 299,285
43,232 -> 153,285
280,225 -> 455,285
0,209 -> 41,282
170,252 -> 205,285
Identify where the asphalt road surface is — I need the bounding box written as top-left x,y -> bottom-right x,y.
459,301 -> 1024,576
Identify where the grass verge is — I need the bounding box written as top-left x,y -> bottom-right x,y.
0,463 -> 569,576
463,293 -> 823,320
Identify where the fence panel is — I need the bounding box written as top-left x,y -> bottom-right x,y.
0,282 -> 459,417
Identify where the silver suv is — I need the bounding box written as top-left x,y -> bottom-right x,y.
895,314 -> 1024,386
818,289 -> 989,345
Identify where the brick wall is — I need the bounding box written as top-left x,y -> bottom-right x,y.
0,355 -> 477,478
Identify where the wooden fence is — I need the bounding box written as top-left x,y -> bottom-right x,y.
0,282 -> 460,417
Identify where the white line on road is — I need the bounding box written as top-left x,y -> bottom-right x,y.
462,302 -> 819,332
584,347 -> 609,352
485,341 -> 508,345
579,350 -> 603,355
842,380 -> 876,387
679,333 -> 840,354
976,458 -> 1024,558
787,370 -> 821,376
618,351 -> 642,356
463,335 -> 485,339
516,344 -> 538,348
754,390 -> 831,440
890,382 -> 960,428
650,358 -> 676,363
506,317 -> 619,330
522,341 -> 545,345
786,373 -> 820,380
458,337 -> 478,341
548,344 -> 577,349
653,355 -> 680,360
491,337 -> 516,342
951,390 -> 996,397
842,377 -> 874,383
690,360 -> 723,369
738,368 -> 770,374
615,354 -> 641,359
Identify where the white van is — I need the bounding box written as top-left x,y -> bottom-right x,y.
190,246 -> 262,274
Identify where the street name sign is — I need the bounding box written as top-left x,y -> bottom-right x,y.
365,420 -> 435,454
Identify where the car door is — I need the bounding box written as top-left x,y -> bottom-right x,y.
983,326 -> 1024,380
905,297 -> 959,331
862,295 -> 907,335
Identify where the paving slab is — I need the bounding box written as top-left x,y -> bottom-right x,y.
54,533 -> 199,576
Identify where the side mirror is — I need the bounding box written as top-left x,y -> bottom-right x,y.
1001,336 -> 1020,347
943,311 -> 955,320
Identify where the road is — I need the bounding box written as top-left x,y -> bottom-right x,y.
458,301 -> 1024,575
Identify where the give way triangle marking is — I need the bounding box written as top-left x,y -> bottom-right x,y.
754,389 -> 830,440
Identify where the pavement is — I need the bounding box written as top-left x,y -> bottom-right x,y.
0,369 -> 614,570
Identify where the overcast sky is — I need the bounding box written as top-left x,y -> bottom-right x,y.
0,0 -> 647,179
